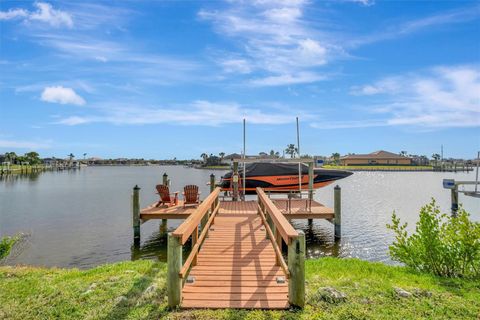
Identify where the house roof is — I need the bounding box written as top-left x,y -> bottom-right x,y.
340,150 -> 411,160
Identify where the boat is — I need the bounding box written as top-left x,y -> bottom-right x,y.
219,162 -> 353,194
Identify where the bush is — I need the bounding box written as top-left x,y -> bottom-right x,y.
387,199 -> 480,278
0,235 -> 19,260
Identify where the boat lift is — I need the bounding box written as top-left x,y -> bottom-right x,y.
443,151 -> 480,215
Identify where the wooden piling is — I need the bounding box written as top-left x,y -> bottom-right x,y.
163,173 -> 168,186
167,233 -> 182,308
451,186 -> 458,217
308,162 -> 314,201
334,185 -> 341,240
288,230 -> 305,308
132,185 -> 141,245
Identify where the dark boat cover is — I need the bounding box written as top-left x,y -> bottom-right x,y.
224,163 -> 309,178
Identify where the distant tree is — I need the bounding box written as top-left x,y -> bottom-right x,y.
275,151 -> 280,158
219,152 -> 225,160
400,151 -> 408,157
83,153 -> 87,160
285,144 -> 297,158
200,153 -> 208,163
269,150 -> 275,156
331,152 -> 340,165
259,152 -> 268,157
4,152 -> 17,164
206,155 -> 221,166
25,151 -> 40,165
432,153 -> 441,166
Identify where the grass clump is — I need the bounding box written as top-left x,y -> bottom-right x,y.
0,235 -> 20,260
1,258 -> 479,319
387,199 -> 480,278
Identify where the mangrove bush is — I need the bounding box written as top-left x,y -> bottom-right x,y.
387,199 -> 480,278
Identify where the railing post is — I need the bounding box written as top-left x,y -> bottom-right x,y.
167,233 -> 182,308
288,231 -> 305,308
275,228 -> 282,266
210,173 -> 216,212
233,162 -> 239,201
334,185 -> 341,240
132,185 -> 141,245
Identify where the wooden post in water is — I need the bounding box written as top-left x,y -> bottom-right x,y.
334,185 -> 341,240
132,185 -> 141,245
167,233 -> 182,308
161,173 -> 168,231
288,230 -> 305,308
233,162 -> 239,201
451,186 -> 459,217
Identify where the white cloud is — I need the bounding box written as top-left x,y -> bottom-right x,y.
198,1 -> 331,85
0,2 -> 73,28
0,8 -> 28,20
220,58 -> 253,74
344,0 -> 375,6
41,86 -> 86,105
250,72 -> 325,86
0,139 -> 51,150
55,100 -> 309,126
341,65 -> 480,129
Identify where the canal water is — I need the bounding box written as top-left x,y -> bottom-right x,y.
1,166 -> 478,269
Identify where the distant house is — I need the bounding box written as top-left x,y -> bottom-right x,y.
340,150 -> 412,166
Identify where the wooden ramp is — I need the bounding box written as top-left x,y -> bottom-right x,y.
182,201 -> 289,309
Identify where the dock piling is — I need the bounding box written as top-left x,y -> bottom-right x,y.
288,230 -> 305,308
132,185 -> 141,245
451,186 -> 459,217
161,173 -> 169,233
163,173 -> 168,186
334,185 -> 341,240
167,233 -> 182,308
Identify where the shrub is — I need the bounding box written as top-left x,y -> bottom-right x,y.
0,235 -> 19,260
387,199 -> 480,278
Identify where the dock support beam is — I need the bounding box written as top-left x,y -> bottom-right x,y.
132,185 -> 141,246
233,162 -> 239,201
288,230 -> 305,308
334,185 -> 341,240
167,233 -> 182,308
451,186 -> 458,217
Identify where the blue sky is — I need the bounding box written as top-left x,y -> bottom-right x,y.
0,0 -> 479,160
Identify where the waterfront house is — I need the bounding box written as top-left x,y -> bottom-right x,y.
340,150 -> 412,166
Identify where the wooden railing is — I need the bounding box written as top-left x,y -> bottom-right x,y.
256,187 -> 306,308
167,187 -> 221,307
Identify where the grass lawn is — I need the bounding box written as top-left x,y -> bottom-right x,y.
1,258 -> 479,319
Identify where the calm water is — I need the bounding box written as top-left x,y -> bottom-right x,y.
1,166 -> 478,269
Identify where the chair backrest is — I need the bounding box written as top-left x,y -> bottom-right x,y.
184,185 -> 199,202
156,184 -> 171,201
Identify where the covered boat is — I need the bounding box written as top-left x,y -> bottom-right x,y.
219,162 -> 353,193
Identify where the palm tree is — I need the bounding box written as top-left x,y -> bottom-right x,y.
285,144 -> 297,158
399,151 -> 407,157
83,153 -> 87,160
200,153 -> 208,163
219,152 -> 225,160
432,153 -> 441,166
331,152 -> 340,165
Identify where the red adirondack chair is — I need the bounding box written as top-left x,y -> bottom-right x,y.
155,184 -> 178,207
183,185 -> 201,208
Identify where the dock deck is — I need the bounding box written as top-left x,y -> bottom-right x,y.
182,201 -> 288,309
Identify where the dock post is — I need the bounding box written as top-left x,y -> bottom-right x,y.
210,173 -> 216,211
451,186 -> 459,217
132,185 -> 141,245
334,185 -> 341,240
308,162 -> 314,201
233,162 -> 239,201
288,230 -> 305,308
161,173 -> 169,230
167,233 -> 182,308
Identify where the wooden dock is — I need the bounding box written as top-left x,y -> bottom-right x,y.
183,201 -> 288,309
132,180 -> 341,309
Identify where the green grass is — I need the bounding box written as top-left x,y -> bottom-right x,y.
0,236 -> 20,260
1,258 -> 479,319
323,165 -> 433,171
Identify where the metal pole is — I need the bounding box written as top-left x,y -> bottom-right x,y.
243,118 -> 246,200
296,117 -> 301,193
334,185 -> 341,240
451,186 -> 458,217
